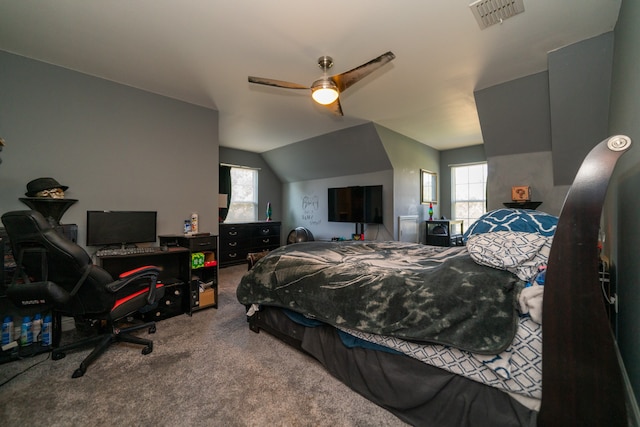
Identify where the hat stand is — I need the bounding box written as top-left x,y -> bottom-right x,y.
19,198 -> 78,226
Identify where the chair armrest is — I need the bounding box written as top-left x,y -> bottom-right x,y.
6,281 -> 71,309
106,265 -> 162,305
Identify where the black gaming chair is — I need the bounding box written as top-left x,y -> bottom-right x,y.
1,210 -> 164,378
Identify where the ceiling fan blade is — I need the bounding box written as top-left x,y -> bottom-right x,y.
330,51 -> 395,92
323,97 -> 344,116
248,76 -> 309,90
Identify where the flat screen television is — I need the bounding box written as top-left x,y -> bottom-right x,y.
86,210 -> 157,246
328,185 -> 383,224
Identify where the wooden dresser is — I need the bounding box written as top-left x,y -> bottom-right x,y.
219,221 -> 281,267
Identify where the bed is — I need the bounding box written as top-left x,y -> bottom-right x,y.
236,135 -> 637,427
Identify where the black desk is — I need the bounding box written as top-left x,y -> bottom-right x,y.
97,248 -> 191,319
97,247 -> 190,283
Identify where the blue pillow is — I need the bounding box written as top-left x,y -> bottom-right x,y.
463,209 -> 558,241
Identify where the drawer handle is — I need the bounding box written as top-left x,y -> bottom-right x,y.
262,239 -> 270,243
229,242 -> 237,247
198,242 -> 212,246
229,253 -> 238,258
229,231 -> 238,236
261,228 -> 270,233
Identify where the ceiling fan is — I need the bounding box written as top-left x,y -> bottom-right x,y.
248,51 -> 396,116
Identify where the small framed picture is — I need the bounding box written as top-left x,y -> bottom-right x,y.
511,186 -> 531,202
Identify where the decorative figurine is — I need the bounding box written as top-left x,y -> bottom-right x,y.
266,202 -> 272,221
25,177 -> 68,199
428,202 -> 433,221
20,177 -> 77,226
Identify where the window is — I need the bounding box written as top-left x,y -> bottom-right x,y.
224,167 -> 258,222
451,162 -> 487,228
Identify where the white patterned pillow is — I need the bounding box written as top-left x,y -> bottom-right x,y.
467,231 -> 552,282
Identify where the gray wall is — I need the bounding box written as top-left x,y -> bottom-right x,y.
549,32 -> 614,185
283,170 -> 394,241
0,51 -> 219,247
264,123 -> 443,242
262,123 -> 393,241
475,71 -> 552,157
375,124 -> 440,242
474,32 -> 614,216
607,0 -> 640,405
219,147 -> 282,224
487,152 -> 569,215
261,123 -> 392,183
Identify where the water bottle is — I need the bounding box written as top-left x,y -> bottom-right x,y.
1,316 -> 13,346
20,316 -> 33,346
33,313 -> 42,343
42,315 -> 52,346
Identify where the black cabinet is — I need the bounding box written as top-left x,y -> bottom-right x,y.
425,220 -> 464,247
158,234 -> 218,312
219,222 -> 281,267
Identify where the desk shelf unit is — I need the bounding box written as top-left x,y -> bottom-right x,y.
158,234 -> 218,313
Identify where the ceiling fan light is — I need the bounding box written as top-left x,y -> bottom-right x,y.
311,81 -> 339,105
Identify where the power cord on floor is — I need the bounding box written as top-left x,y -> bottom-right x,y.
0,352 -> 51,388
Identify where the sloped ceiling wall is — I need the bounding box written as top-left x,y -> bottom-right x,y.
474,71 -> 552,158
475,32 -> 614,186
261,123 -> 392,183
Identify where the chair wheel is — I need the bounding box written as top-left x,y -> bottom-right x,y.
52,351 -> 66,361
148,325 -> 156,334
142,344 -> 153,355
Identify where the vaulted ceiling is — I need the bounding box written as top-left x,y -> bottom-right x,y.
0,1 -> 621,153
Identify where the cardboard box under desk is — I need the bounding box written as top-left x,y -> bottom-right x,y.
199,287 -> 215,307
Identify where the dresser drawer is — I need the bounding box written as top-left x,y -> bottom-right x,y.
220,236 -> 250,251
221,225 -> 251,238
220,248 -> 250,264
255,224 -> 281,237
253,235 -> 279,248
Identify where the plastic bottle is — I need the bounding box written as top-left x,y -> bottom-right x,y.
20,316 -> 33,346
1,316 -> 13,346
191,212 -> 199,233
33,313 -> 42,343
42,315 -> 52,346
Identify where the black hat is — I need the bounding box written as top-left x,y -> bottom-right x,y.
25,177 -> 69,197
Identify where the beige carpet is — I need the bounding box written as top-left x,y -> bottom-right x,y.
0,264 -> 407,426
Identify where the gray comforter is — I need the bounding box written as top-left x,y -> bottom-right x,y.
237,241 -> 524,354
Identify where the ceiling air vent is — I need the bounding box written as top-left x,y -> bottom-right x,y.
470,0 -> 525,30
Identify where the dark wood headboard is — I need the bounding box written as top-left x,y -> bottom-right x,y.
539,135 -> 634,426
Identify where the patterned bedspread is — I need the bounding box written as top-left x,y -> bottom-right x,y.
237,241 -> 524,354
339,313 -> 542,399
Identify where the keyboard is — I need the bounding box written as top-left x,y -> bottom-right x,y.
96,246 -> 164,257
